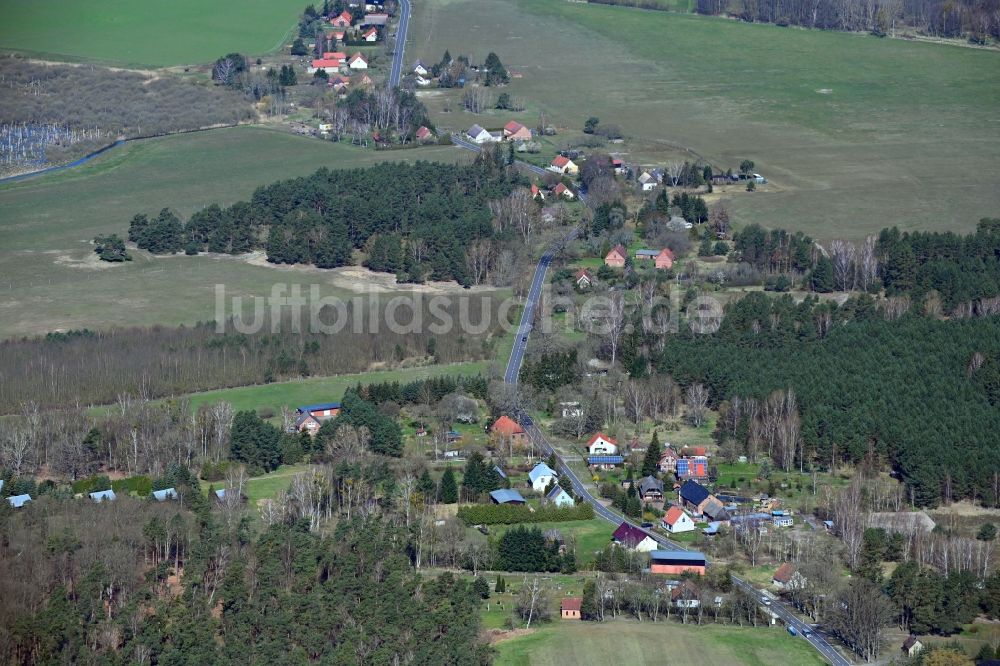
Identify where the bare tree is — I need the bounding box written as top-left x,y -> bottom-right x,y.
516,576 -> 550,628
829,240 -> 857,291
462,87 -> 493,114
857,235 -> 880,292
828,578 -> 892,662
605,290 -> 627,367
684,383 -> 709,427
665,161 -> 684,187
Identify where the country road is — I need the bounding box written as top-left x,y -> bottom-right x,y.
500,232 -> 853,666
388,0 -> 410,88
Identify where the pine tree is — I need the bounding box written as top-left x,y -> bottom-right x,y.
440,467 -> 458,504
580,580 -> 598,620
418,469 -> 436,502
641,432 -> 662,477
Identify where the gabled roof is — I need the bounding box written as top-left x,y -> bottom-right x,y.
298,402 -> 341,413
152,488 -> 178,501
552,155 -> 571,168
561,597 -> 582,611
702,498 -> 729,521
490,488 -> 525,504
575,268 -> 592,281
553,183 -> 573,196
546,485 -> 571,500
587,432 -> 617,446
468,123 -> 488,137
772,562 -> 796,583
638,475 -> 664,495
528,462 -> 558,483
362,26 -> 378,37
682,445 -> 708,457
635,248 -> 659,257
215,488 -> 228,499
679,479 -> 710,506
90,489 -> 116,502
504,120 -> 526,133
612,522 -> 652,548
8,493 -> 31,508
493,465 -> 507,479
349,52 -> 367,64
491,415 -> 525,436
664,505 -> 688,526
607,244 -> 627,259
659,447 -> 679,462
312,58 -> 344,68
657,248 -> 675,261
649,550 -> 707,565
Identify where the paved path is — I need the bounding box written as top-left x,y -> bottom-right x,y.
500,229 -> 853,666
389,0 -> 410,88
451,134 -> 549,177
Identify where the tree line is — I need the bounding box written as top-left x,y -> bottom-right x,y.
125,155 -> 524,285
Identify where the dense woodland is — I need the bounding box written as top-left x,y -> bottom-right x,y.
125,152 -> 533,285
0,57 -> 253,171
0,300 -> 502,412
654,293 -> 1000,506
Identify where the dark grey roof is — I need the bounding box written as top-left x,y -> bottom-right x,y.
679,480 -> 710,506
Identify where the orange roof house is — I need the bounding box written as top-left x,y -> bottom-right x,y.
503,120 -> 532,142
655,248 -> 675,270
415,126 -> 432,141
549,155 -> 578,175
530,183 -> 545,200
561,597 -> 582,619
605,244 -> 627,268
491,416 -> 527,445
330,10 -> 352,27
574,268 -> 593,288
553,183 -> 574,199
362,26 -> 378,41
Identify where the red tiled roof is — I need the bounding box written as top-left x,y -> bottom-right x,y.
312,58 -> 343,68
773,562 -> 796,583
575,268 -> 591,280
491,415 -> 524,436
552,155 -> 570,167
504,120 -> 526,133
587,432 -> 617,446
561,597 -> 582,611
363,27 -> 378,37
350,52 -> 367,63
657,248 -> 675,261
664,505 -> 686,526
415,126 -> 431,139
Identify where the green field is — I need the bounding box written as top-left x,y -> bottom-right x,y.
409,0 -> 1000,240
0,126 -> 468,337
495,620 -> 826,665
169,361 -> 489,415
0,0 -> 305,66
491,518 -> 614,566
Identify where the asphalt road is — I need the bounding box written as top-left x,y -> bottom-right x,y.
388,0 -> 410,88
450,134 -> 549,177
501,234 -> 852,666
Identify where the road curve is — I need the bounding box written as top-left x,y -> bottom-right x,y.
389,0 -> 410,88
500,231 -> 851,666
451,134 -> 549,177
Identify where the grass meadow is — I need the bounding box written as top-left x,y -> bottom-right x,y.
0,126 -> 468,337
0,0 -> 305,66
494,620 -> 827,665
409,0 -> 1000,241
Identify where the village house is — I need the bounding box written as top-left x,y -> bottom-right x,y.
604,244 -> 627,268
553,182 -> 574,199
772,562 -> 806,590
676,456 -> 709,481
414,74 -> 431,86
489,489 -> 526,505
530,184 -> 544,201
503,120 -> 532,142
8,494 -> 31,508
612,522 -> 660,553
612,158 -> 626,175
549,155 -> 578,175
415,126 -> 433,142
587,433 -> 618,456
655,248 -> 675,270
528,462 -> 558,492
662,505 -> 696,534
152,488 -> 178,501
466,124 -> 496,144
326,30 -> 346,42
679,480 -> 729,521
490,415 -> 528,446
546,485 -> 575,508
574,269 -> 593,289
771,510 -> 794,527
587,454 -> 624,470
901,636 -> 924,658
295,402 -> 342,434
348,52 -> 368,69
671,581 -> 701,608
637,475 -> 664,502
649,550 -> 707,576
361,26 -> 378,41
658,446 -> 679,474
638,171 -> 658,191
561,597 -> 582,619
329,74 -> 351,91
90,489 -> 116,502
361,12 -> 389,25
308,57 -> 345,74
413,60 -> 428,76
330,10 -> 352,27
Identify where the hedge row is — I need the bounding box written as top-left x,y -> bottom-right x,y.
457,502 -> 594,525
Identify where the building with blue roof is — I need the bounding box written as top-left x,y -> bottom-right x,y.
649,549 -> 707,574
528,462 -> 558,491
293,402 -> 342,435
493,465 -> 507,479
215,488 -> 228,499
545,485 -> 574,508
8,493 -> 31,508
587,454 -> 624,468
152,488 -> 178,501
490,489 -> 526,505
89,489 -> 116,502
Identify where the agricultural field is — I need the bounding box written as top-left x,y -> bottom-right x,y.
494,620 -> 827,666
0,126 -> 469,337
408,0 -> 1000,240
0,0 -> 306,66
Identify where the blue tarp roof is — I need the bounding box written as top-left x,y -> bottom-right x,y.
152,488 -> 178,501
215,488 -> 227,499
90,489 -> 116,502
650,550 -> 707,565
490,489 -> 525,504
528,463 -> 557,483
297,402 -> 341,412
8,493 -> 31,508
587,455 -> 624,464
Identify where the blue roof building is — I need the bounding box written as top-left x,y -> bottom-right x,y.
215,488 -> 227,499
8,493 -> 31,508
546,485 -> 574,508
297,402 -> 341,413
679,479 -> 710,506
90,489 -> 116,502
493,465 -> 507,479
528,462 -> 558,484
490,489 -> 526,505
152,488 -> 178,501
587,455 -> 624,466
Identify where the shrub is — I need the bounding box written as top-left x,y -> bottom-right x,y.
457,502 -> 594,525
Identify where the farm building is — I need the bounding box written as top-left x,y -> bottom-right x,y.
489,489 -> 526,505
90,489 -> 116,502
604,245 -> 627,268
655,248 -> 675,270
490,415 -> 527,446
503,120 -> 532,142
561,597 -> 582,619
649,550 -> 707,575
152,488 -> 178,501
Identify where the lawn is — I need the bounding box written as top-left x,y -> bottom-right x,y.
408,0 -> 1000,241
491,518 -> 615,566
201,463 -> 313,504
0,126 -> 469,337
494,620 -> 827,666
0,0 -> 305,66
163,361 -> 488,415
